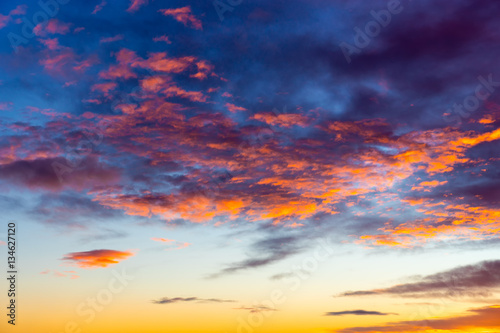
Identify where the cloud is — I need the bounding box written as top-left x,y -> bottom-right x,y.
233,306 -> 277,313
269,271 -> 298,280
339,260 -> 500,298
0,157 -> 120,191
40,269 -> 79,279
34,19 -> 71,37
92,1 -> 107,14
336,305 -> 500,333
100,35 -> 124,44
151,237 -> 191,250
153,35 -> 171,44
127,0 -> 148,13
208,236 -> 303,278
0,5 -> 26,29
159,7 -> 202,30
225,103 -> 247,113
252,112 -> 311,128
152,297 -> 235,304
325,310 -> 396,316
62,249 -> 135,268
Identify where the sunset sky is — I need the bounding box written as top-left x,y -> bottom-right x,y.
0,0 -> 499,332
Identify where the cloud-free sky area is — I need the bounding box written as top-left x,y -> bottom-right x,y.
0,0 -> 499,332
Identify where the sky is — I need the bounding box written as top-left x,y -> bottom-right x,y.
0,0 -> 499,332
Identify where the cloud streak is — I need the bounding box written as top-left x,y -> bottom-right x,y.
152,297 -> 236,304
339,260 -> 500,298
336,305 -> 500,333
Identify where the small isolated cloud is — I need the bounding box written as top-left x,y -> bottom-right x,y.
153,35 -> 171,44
0,102 -> 13,110
269,272 -> 296,280
209,236 -> 303,279
159,7 -> 202,30
127,0 -> 148,13
92,0 -> 107,14
33,19 -> 71,37
62,249 -> 135,268
339,260 -> 500,298
0,5 -> 26,29
100,35 -> 124,44
325,310 -> 396,316
225,103 -> 247,113
233,306 -> 277,313
40,269 -> 79,279
151,237 -> 191,250
152,297 -> 235,304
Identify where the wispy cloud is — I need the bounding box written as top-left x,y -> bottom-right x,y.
339,260 -> 500,298
233,306 -> 277,313
152,297 -> 236,304
336,305 -> 500,333
325,310 -> 396,316
159,7 -> 202,30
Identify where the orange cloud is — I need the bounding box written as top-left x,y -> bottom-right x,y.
252,112 -> 311,127
225,103 -> 247,113
152,238 -> 191,250
62,249 -> 135,268
159,7 -> 202,30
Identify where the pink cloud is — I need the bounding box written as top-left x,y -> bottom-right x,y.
153,35 -> 171,44
91,82 -> 118,97
0,102 -> 13,110
39,48 -> 76,74
34,19 -> 71,37
152,238 -> 191,250
92,0 -> 107,14
39,38 -> 61,50
100,34 -> 124,43
0,5 -> 26,29
159,7 -> 202,30
0,15 -> 9,29
151,237 -> 175,243
9,5 -> 27,16
127,0 -> 148,13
